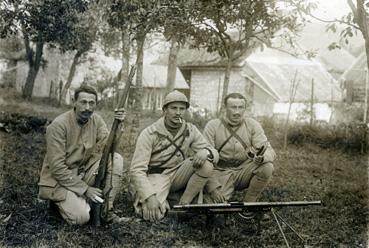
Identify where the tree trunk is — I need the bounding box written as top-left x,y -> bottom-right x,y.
220,55 -> 233,112
122,30 -> 130,84
61,50 -> 83,105
118,30 -> 131,104
22,40 -> 44,99
166,38 -> 180,94
134,33 -> 145,113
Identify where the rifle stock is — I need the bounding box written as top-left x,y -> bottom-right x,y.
91,66 -> 136,226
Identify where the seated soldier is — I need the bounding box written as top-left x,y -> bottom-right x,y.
129,90 -> 219,222
38,85 -> 125,225
203,93 -> 276,208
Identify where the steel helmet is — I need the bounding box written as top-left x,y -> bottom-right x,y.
162,90 -> 190,110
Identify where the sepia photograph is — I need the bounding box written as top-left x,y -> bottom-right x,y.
0,0 -> 368,247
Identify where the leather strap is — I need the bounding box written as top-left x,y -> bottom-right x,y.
151,124 -> 188,168
218,119 -> 248,153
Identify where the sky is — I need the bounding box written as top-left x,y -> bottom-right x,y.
313,0 -> 352,20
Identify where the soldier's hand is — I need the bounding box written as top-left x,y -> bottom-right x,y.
254,155 -> 264,165
142,195 -> 163,222
211,188 -> 226,203
192,149 -> 209,169
114,108 -> 126,122
85,186 -> 103,203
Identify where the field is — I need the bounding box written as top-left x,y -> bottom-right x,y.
0,92 -> 368,247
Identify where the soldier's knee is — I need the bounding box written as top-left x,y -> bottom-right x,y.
112,152 -> 124,176
258,162 -> 274,179
196,160 -> 214,178
65,208 -> 90,225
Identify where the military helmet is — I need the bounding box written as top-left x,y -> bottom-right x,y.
162,90 -> 190,110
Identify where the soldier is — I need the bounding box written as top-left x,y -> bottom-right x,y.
38,85 -> 125,225
203,93 -> 276,206
130,90 -> 219,222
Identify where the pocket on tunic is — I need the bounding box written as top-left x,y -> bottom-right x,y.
38,185 -> 67,202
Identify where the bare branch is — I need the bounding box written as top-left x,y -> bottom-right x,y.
307,12 -> 360,30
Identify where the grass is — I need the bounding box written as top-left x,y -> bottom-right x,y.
0,89 -> 368,247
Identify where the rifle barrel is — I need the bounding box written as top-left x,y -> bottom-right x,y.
173,201 -> 322,210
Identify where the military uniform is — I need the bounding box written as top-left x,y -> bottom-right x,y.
203,117 -> 276,202
130,117 -> 219,217
38,110 -> 123,224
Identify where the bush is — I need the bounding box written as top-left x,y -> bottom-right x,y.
287,122 -> 368,153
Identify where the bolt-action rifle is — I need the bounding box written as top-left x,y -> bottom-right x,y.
172,200 -> 322,247
91,66 -> 136,226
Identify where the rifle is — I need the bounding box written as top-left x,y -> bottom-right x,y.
91,66 -> 136,226
172,200 -> 322,247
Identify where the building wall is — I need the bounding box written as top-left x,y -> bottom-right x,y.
253,85 -> 276,117
189,67 -> 277,116
189,68 -> 247,113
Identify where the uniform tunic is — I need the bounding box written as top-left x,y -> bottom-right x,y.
203,117 -> 276,201
130,117 -> 219,204
38,110 -> 109,202
203,117 -> 276,164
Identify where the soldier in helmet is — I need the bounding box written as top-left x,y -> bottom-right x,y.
130,90 -> 219,222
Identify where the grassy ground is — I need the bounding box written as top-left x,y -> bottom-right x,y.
0,89 -> 368,247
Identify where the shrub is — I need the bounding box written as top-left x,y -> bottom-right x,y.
287,122 -> 368,153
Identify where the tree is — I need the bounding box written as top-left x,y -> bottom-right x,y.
0,0 -> 88,99
0,36 -> 24,88
186,0 -> 310,111
58,2 -> 103,105
108,0 -> 163,112
307,0 -> 369,121
158,1 -> 194,93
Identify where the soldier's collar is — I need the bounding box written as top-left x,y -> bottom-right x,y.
151,117 -> 186,138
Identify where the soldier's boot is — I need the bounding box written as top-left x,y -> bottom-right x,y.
179,161 -> 213,204
243,162 -> 273,202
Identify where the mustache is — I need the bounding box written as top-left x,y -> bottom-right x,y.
81,111 -> 93,115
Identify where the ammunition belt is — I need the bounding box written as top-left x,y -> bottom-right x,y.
216,159 -> 246,169
147,166 -> 166,175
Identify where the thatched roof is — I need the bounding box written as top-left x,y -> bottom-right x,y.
153,47 -> 253,68
341,52 -> 367,83
245,47 -> 342,103
141,63 -> 189,89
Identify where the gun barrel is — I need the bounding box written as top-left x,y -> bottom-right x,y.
173,201 -> 322,210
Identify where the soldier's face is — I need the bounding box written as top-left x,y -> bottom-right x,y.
74,92 -> 97,122
164,102 -> 187,125
226,98 -> 246,124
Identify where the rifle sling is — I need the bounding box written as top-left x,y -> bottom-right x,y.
150,124 -> 188,169
218,119 -> 248,153
152,126 -> 187,155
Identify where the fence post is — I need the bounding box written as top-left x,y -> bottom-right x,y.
310,78 -> 314,126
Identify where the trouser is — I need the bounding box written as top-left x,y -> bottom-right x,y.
204,160 -> 274,203
132,158 -> 213,219
55,153 -> 124,225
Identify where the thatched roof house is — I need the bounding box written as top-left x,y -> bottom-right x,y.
170,45 -> 341,117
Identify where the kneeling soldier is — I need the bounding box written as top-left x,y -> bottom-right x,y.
203,93 -> 276,205
38,85 -> 125,225
130,90 -> 219,222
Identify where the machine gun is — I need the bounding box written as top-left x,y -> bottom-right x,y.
172,200 -> 322,247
